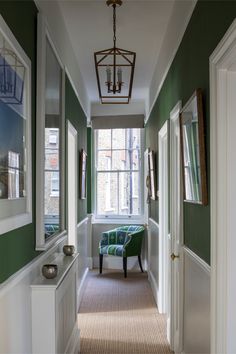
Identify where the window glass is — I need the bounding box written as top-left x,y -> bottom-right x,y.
96,128 -> 142,217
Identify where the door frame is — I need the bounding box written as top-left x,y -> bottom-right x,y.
67,120 -> 78,250
210,18 -> 236,354
169,101 -> 183,352
158,121 -> 169,314
144,148 -> 150,271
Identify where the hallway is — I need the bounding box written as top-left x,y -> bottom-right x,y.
78,270 -> 172,354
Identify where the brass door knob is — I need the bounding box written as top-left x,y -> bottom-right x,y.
171,253 -> 180,261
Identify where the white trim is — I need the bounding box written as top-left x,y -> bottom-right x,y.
210,18 -> 236,354
67,121 -> 78,251
148,269 -> 159,307
87,257 -> 93,270
0,14 -> 32,234
93,128 -> 145,220
77,217 -> 88,229
64,323 -> 80,354
0,235 -> 67,298
77,267 -> 89,310
145,1 -> 197,124
148,217 -> 159,230
36,12 -> 66,251
158,121 -> 168,314
183,246 -> 210,274
92,217 -> 144,225
169,100 -> 183,352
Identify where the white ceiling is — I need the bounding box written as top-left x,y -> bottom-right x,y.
36,0 -> 196,119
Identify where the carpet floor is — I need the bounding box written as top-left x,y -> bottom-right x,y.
78,270 -> 172,354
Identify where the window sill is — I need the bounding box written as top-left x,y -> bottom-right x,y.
92,216 -> 144,225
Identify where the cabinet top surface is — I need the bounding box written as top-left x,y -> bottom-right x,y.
31,253 -> 79,289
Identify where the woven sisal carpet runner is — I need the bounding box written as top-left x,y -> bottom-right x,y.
78,270 -> 172,354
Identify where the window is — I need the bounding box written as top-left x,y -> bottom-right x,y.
8,151 -> 20,199
95,128 -> 143,218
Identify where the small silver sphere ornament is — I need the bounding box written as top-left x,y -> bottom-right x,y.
63,245 -> 75,256
42,264 -> 58,279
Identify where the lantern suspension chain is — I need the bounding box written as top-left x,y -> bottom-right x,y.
113,4 -> 116,48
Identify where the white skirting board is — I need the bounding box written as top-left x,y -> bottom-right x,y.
148,269 -> 159,308
147,218 -> 160,308
77,267 -> 89,311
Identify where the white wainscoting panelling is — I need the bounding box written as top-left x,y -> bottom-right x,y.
87,214 -> 93,269
0,217 -> 90,354
0,236 -> 66,354
76,217 -> 89,307
31,254 -> 79,354
183,247 -> 210,354
147,218 -> 159,308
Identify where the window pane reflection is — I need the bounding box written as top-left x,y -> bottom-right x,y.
44,39 -> 62,240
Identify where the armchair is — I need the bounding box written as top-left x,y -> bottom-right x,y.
99,225 -> 145,278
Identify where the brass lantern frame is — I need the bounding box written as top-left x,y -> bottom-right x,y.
94,0 -> 136,104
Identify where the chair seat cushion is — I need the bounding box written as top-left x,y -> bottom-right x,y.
100,244 -> 125,257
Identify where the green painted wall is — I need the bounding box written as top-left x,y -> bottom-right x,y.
0,1 -> 38,283
0,2 -> 88,284
65,76 -> 87,222
87,127 -> 92,214
145,0 -> 236,264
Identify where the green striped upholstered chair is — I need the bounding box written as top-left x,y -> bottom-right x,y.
99,225 -> 145,278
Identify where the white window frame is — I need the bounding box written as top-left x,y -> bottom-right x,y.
36,13 -> 66,250
93,128 -> 144,222
50,171 -> 60,197
0,15 -> 32,235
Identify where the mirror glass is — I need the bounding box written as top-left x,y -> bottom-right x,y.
44,39 -> 62,240
180,89 -> 207,205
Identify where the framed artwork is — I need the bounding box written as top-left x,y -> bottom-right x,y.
79,149 -> 87,199
179,89 -> 207,205
148,150 -> 157,200
0,14 -> 32,235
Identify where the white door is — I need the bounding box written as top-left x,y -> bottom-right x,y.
169,101 -> 183,352
67,121 -> 78,250
158,122 -> 169,315
144,148 -> 150,225
144,148 -> 150,271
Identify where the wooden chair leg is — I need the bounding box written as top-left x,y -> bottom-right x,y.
123,257 -> 127,278
99,254 -> 103,274
138,255 -> 144,273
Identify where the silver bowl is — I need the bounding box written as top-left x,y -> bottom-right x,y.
63,245 -> 75,256
42,264 -> 58,279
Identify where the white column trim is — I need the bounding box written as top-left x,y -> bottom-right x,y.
210,18 -> 236,354
158,121 -> 168,314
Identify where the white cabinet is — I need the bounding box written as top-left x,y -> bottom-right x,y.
31,253 -> 80,354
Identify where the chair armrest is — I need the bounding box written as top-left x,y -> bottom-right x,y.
123,229 -> 144,257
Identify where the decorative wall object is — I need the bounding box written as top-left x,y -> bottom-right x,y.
79,149 -> 87,199
179,89 -> 207,205
0,14 -> 32,235
36,13 -> 66,250
148,150 -> 157,200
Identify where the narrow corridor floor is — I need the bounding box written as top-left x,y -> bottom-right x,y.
78,270 -> 172,354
